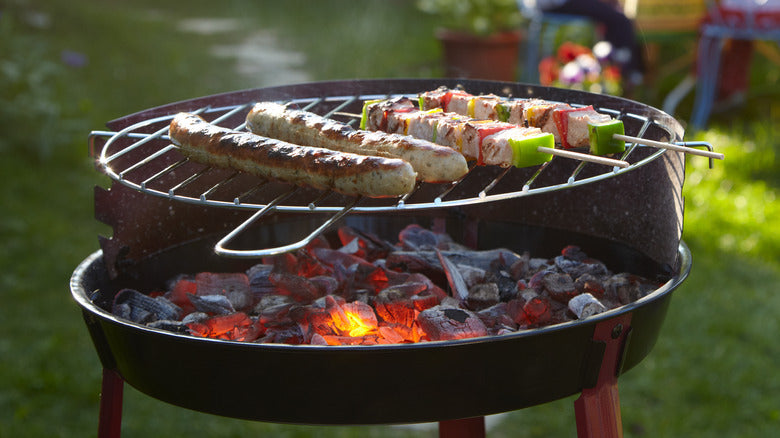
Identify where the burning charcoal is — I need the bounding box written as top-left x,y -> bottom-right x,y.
310,333 -> 329,345
304,234 -> 332,252
187,312 -> 258,341
385,252 -> 444,282
549,299 -> 571,324
338,237 -> 361,257
411,293 -> 440,311
303,307 -> 338,339
392,322 -> 424,343
528,269 -> 554,289
230,318 -> 264,342
325,296 -> 379,337
166,278 -> 197,314
147,319 -> 189,334
187,294 -> 235,315
377,325 -> 406,344
574,273 -> 606,299
521,296 -> 552,327
417,306 -> 488,341
309,275 -> 340,297
541,272 -> 578,303
192,272 -> 252,312
313,294 -> 346,309
476,302 -> 517,331
565,258 -> 610,278
263,252 -> 299,274
374,291 -> 416,327
516,279 -> 528,291
508,252 -> 531,280
337,226 -> 395,261
262,322 -> 304,344
528,258 -> 553,273
448,249 -> 525,272
346,264 -> 389,294
113,289 -> 181,323
254,295 -> 296,323
458,264 -> 486,288
295,250 -> 332,278
247,264 -> 276,298
269,272 -> 320,303
194,272 -> 250,296
339,301 -> 378,336
568,293 -> 607,319
398,223 -> 451,250
604,273 -> 642,305
561,245 -> 588,262
439,296 -> 461,308
554,255 -> 581,274
402,273 -> 448,300
505,298 -> 526,325
484,268 -> 518,301
466,283 -> 500,311
379,282 -> 428,298
182,311 -> 209,324
437,249 -> 469,301
311,247 -> 373,270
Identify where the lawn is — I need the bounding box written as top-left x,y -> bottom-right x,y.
1,1 -> 778,437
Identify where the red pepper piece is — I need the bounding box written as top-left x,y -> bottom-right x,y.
553,105 -> 594,149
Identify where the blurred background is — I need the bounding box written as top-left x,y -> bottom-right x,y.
1,0 -> 778,436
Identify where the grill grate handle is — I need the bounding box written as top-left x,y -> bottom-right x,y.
214,193 -> 361,258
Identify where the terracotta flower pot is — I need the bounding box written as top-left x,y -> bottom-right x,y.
436,29 -> 523,81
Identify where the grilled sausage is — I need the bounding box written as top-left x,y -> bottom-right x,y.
168,113 -> 416,198
245,102 -> 469,183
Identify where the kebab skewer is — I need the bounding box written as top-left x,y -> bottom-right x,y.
419,86 -> 724,161
245,102 -> 468,183
361,97 -> 629,169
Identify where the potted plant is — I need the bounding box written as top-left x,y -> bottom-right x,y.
416,0 -> 525,81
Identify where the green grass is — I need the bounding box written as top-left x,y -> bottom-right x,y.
1,0 -> 778,436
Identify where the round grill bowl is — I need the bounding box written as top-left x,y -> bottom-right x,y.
71,216 -> 691,425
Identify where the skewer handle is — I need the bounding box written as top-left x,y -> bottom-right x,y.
613,134 -> 724,159
537,147 -> 630,168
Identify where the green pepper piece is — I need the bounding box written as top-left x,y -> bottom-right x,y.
495,103 -> 511,122
509,133 -> 555,168
360,99 -> 384,130
588,120 -> 626,156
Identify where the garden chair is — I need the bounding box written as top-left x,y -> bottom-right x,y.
689,1 -> 780,129
664,0 -> 780,129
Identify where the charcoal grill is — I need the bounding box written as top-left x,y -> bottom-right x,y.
73,79 -> 707,437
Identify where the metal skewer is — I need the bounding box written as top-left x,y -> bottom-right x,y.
613,134 -> 724,160
538,147 -> 630,168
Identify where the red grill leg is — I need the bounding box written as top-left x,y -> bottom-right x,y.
98,368 -> 124,438
438,416 -> 486,438
574,314 -> 632,438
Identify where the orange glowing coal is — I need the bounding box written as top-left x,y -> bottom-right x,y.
344,311 -> 376,337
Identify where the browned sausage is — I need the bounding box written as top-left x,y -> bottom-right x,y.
245,102 -> 468,183
168,113 -> 416,198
